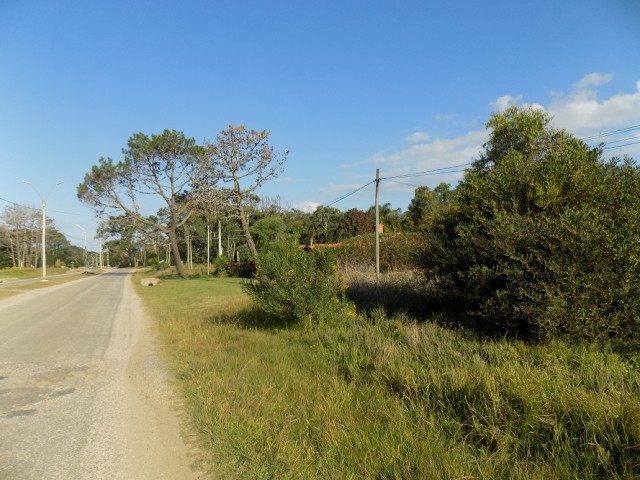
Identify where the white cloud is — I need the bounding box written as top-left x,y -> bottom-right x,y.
549,78 -> 640,134
405,131 -> 430,143
293,201 -> 319,213
575,72 -> 614,89
490,94 -> 522,112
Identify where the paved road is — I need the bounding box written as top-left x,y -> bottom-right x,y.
0,270 -> 201,479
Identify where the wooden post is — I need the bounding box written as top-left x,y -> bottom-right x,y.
207,223 -> 211,275
375,168 -> 380,278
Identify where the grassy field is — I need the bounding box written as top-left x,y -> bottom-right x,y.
0,266 -> 79,280
0,267 -> 90,301
135,274 -> 640,479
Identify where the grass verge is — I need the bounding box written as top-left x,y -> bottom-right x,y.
0,270 -> 93,301
135,274 -> 640,479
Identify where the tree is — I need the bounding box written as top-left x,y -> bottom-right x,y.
424,106 -> 640,350
406,183 -> 453,229
77,129 -> 205,276
367,202 -> 404,232
203,125 -> 288,259
97,215 -> 156,267
303,206 -> 343,244
1,204 -> 41,267
340,208 -> 372,238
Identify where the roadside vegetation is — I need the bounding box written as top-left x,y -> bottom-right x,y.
131,107 -> 640,479
0,267 -> 89,301
136,269 -> 640,479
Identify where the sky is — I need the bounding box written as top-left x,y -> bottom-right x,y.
1,0 -> 639,251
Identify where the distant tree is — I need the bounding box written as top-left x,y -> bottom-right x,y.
0,225 -> 12,268
1,204 -> 41,267
77,129 -> 206,276
406,182 -> 454,229
97,215 -> 156,267
250,215 -> 297,249
366,202 -> 404,232
303,206 -> 343,244
202,125 -> 288,260
340,208 -> 372,238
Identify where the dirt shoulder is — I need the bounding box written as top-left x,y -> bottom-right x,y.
122,274 -> 207,479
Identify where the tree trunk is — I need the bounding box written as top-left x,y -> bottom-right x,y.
237,203 -> 258,260
167,229 -> 185,276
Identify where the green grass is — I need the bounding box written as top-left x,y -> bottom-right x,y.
0,266 -> 79,280
135,275 -> 640,479
0,268 -> 90,300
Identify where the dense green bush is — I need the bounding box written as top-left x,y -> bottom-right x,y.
424,106 -> 640,350
212,255 -> 230,277
243,244 -> 353,324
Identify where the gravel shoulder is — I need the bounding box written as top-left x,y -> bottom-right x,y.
120,274 -> 205,479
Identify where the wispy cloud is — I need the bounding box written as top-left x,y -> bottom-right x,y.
405,131 -> 430,143
574,72 -> 614,89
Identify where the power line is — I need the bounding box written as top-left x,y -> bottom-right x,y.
384,178 -> 420,189
601,133 -> 640,146
323,180 -> 375,208
580,124 -> 640,142
603,140 -> 640,150
0,196 -> 92,217
381,163 -> 472,181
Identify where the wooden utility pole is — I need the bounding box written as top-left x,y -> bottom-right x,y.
375,168 -> 380,278
207,224 -> 211,275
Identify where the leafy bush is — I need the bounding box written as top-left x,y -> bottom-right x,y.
424,106 -> 640,350
212,255 -> 230,277
243,245 -> 352,324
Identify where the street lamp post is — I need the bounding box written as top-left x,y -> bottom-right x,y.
22,180 -> 63,281
73,224 -> 88,270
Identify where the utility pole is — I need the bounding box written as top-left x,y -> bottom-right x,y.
375,168 -> 380,278
207,223 -> 211,275
22,180 -> 63,281
218,220 -> 223,256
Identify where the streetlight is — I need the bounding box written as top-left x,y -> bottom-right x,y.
73,223 -> 88,270
22,180 -> 63,281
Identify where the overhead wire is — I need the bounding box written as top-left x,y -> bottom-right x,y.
323,180 -> 375,208
580,124 -> 640,142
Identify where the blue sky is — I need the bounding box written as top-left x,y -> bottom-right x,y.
1,0 -> 639,250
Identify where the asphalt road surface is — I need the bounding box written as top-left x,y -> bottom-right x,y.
0,270 -> 202,479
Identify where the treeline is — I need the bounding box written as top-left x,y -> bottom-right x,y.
0,204 -> 87,269
78,123 -> 451,272
94,188 -> 446,271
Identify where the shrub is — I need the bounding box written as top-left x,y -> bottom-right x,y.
212,255 -> 230,277
424,106 -> 640,350
243,245 -> 352,324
